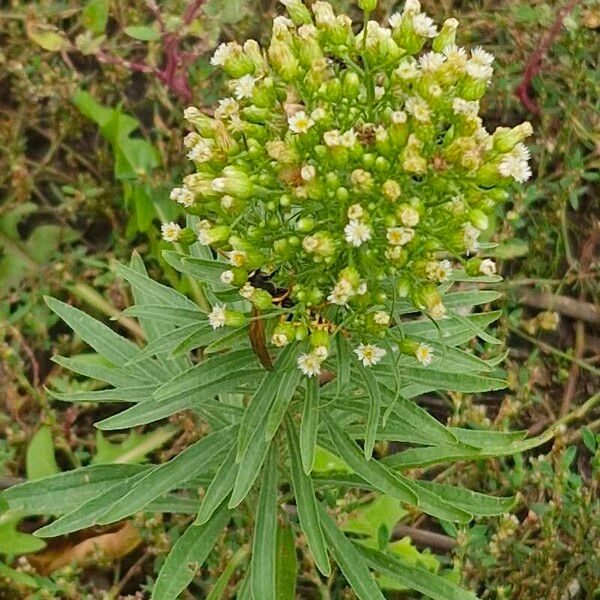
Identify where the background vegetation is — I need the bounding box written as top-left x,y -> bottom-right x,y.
1,0 -> 598,598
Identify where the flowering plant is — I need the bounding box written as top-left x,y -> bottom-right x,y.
3,2 -> 547,599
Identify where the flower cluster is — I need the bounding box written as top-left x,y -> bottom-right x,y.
165,0 -> 532,376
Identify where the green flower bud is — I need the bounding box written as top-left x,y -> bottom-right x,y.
396,276 -> 411,298
492,122 -> 533,153
273,238 -> 292,259
468,209 -> 489,231
212,166 -> 253,198
296,217 -> 315,233
271,321 -> 296,347
358,0 -> 377,12
249,288 -> 274,310
268,41 -> 299,81
177,227 -> 198,245
310,328 -> 330,350
280,0 -> 313,25
343,71 -> 360,99
432,18 -> 458,53
220,267 -> 248,286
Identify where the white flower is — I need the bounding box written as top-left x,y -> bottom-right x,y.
183,132 -> 201,148
313,345 -> 328,359
452,98 -> 480,117
429,302 -> 447,320
413,13 -> 437,37
272,332 -> 290,347
240,282 -> 255,299
403,0 -> 421,13
208,304 -> 227,329
183,106 -> 201,121
327,279 -> 354,305
405,96 -> 431,122
302,235 -> 320,253
312,1 -> 336,27
339,129 -> 357,148
419,51 -> 446,72
347,204 -> 364,220
512,142 -> 531,162
471,47 -> 495,66
354,344 -> 387,367
426,259 -> 453,282
415,342 -> 433,366
394,58 -> 419,80
323,129 -> 341,147
211,42 -> 239,66
214,98 -> 239,119
170,187 -> 195,208
479,258 -> 497,276
465,61 -> 493,81
311,107 -> 327,121
374,85 -> 385,100
498,153 -> 532,183
444,44 -> 468,66
161,222 -> 181,242
233,74 -> 256,100
389,12 -> 402,28
356,283 -> 368,295
344,220 -> 372,247
391,110 -> 407,125
220,270 -> 235,284
288,111 -> 314,134
211,178 -> 226,193
463,223 -> 480,252
374,311 -> 390,326
298,24 -> 318,39
398,205 -> 420,227
297,349 -> 325,377
187,138 -> 214,163
387,227 -> 414,246
230,250 -> 247,267
301,164 -> 316,181
221,195 -> 235,210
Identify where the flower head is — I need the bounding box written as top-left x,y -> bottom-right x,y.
288,111 -> 314,133
415,342 -> 433,366
354,344 -> 387,367
344,220 -> 372,247
161,222 -> 181,242
208,304 -> 227,329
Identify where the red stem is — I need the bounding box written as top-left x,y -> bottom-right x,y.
515,0 -> 580,114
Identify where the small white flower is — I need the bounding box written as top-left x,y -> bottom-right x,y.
211,178 -> 226,192
313,345 -> 328,359
374,311 -> 390,326
354,344 -> 387,367
302,235 -> 320,253
347,204 -> 364,220
356,283 -> 368,295
512,142 -> 531,162
498,154 -> 532,183
387,227 -> 415,246
272,332 -> 290,347
344,220 -> 372,247
323,129 -> 341,147
465,61 -> 493,81
230,250 -> 247,267
183,132 -> 201,148
413,13 -> 437,37
398,205 -> 420,227
394,58 -> 420,80
208,303 -> 227,329
463,223 -> 480,252
301,164 -> 316,181
405,96 -> 431,122
479,258 -> 497,276
240,282 -> 255,299
429,302 -> 447,320
426,259 -> 453,282
187,138 -> 214,163
220,270 -> 235,284
452,98 -> 480,117
403,0 -> 421,13
389,12 -> 402,28
297,350 -> 325,377
339,129 -> 357,148
233,74 -> 256,100
327,279 -> 354,305
471,47 -> 495,66
214,97 -> 239,119
288,111 -> 314,134
169,187 -> 195,208
312,1 -> 336,27
183,106 -> 201,121
415,342 -> 433,366
161,222 -> 181,242
211,42 -> 238,66
374,85 -> 385,100
311,107 -> 327,121
419,51 -> 446,72
221,195 -> 235,210
391,110 -> 407,125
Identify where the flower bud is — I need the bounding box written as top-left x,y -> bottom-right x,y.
280,0 -> 313,25
212,167 -> 253,198
492,122 -> 533,153
432,18 -> 458,52
358,0 -> 377,12
177,227 -> 198,245
310,328 -> 330,350
268,41 -> 299,82
220,267 -> 248,286
343,71 -> 360,99
468,209 -> 489,231
224,310 -> 247,328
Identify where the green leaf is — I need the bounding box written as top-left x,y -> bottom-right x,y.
300,377 -> 320,474
82,0 -> 108,34
285,416 -> 330,576
48,384 -> 157,404
205,547 -> 249,600
318,505 -> 386,600
51,354 -> 138,387
275,523 -> 298,600
342,495 -> 407,540
151,502 -> 230,600
124,25 -> 161,41
237,345 -> 295,460
196,446 -> 238,525
581,427 -> 597,453
180,256 -> 232,285
357,360 -> 382,460
389,367 -> 506,394
26,427 -> 60,481
415,482 -> 515,516
400,480 -> 472,523
357,544 -> 480,600
323,413 -> 417,506
4,464 -> 147,515
97,427 -> 235,524
91,425 -> 178,464
0,513 -> 47,555
265,368 -> 302,441
26,23 -> 67,52
251,444 -> 278,600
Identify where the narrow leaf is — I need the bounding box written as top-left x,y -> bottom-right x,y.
300,377 -> 319,475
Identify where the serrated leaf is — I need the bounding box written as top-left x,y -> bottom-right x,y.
251,444 -> 278,600
285,416 -> 330,576
151,502 -> 230,600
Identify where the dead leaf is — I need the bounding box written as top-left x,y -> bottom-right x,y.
30,522 -> 142,574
